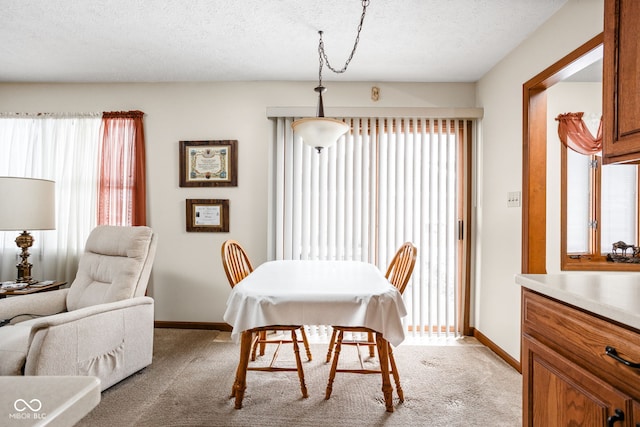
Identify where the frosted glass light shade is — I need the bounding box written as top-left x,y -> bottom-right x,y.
291,117 -> 349,152
0,177 -> 56,230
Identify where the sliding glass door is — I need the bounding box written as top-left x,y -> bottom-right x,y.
270,116 -> 472,339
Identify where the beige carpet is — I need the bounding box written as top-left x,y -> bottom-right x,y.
78,328 -> 522,427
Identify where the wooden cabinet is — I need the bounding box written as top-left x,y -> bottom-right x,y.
633,401 -> 640,427
602,0 -> 640,164
522,289 -> 640,426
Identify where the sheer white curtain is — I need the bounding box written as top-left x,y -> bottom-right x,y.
0,113 -> 101,282
271,117 -> 467,339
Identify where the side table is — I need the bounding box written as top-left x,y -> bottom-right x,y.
0,281 -> 67,299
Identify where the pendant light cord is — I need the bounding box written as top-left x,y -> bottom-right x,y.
317,0 -> 370,86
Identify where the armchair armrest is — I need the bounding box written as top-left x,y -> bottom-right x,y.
24,296 -> 155,390
0,289 -> 69,324
26,296 -> 152,330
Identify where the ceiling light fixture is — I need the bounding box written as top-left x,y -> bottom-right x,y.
292,0 -> 371,153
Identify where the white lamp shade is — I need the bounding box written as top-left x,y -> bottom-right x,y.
0,177 -> 56,230
291,117 -> 349,151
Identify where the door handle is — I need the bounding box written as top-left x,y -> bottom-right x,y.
605,346 -> 640,369
606,408 -> 624,426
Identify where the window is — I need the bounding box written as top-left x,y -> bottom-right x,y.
271,116 -> 473,338
0,112 -> 146,283
562,146 -> 640,270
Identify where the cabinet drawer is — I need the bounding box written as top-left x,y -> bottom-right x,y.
522,289 -> 640,400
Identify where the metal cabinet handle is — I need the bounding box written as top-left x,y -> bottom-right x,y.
605,346 -> 640,369
606,408 -> 624,426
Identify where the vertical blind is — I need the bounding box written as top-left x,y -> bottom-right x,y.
271,117 -> 470,339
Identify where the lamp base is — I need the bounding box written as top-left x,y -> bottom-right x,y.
15,230 -> 36,284
16,263 -> 34,284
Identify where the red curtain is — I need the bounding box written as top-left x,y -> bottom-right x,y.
98,111 -> 147,226
556,112 -> 602,155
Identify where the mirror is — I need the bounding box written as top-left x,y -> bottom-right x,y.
547,48 -> 602,272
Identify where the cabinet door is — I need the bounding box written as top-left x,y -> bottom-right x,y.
523,336 -> 631,426
633,400 -> 640,427
603,0 -> 640,164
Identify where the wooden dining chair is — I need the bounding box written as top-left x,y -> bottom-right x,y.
324,242 -> 417,405
221,239 -> 254,288
221,239 -> 312,362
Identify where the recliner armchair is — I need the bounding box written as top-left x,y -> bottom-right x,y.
0,225 -> 157,390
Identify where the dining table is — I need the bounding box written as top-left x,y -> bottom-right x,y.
223,259 -> 408,412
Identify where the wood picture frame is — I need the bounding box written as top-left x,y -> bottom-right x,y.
186,199 -> 229,232
179,140 -> 237,187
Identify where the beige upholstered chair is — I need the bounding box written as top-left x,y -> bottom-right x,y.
221,239 -> 312,362
324,242 -> 417,403
0,225 -> 157,391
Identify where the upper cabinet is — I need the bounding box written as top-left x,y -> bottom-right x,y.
603,0 -> 640,164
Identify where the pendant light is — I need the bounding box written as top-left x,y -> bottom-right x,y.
292,0 -> 371,153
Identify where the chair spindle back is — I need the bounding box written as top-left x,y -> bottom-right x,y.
384,242 -> 417,294
221,239 -> 254,287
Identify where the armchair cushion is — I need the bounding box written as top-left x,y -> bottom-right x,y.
66,226 -> 154,311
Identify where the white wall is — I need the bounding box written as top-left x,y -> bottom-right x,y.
0,81 -> 475,323
475,0 -> 604,360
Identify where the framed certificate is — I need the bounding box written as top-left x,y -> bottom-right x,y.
186,199 -> 229,232
179,140 -> 237,187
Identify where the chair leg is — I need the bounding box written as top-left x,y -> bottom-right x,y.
231,330 -> 254,409
356,342 -> 365,370
268,341 -> 283,368
299,326 -> 312,361
375,333 -> 394,412
291,332 -> 308,398
388,345 -> 404,402
326,329 -> 337,363
250,333 -> 260,361
367,331 -> 375,357
325,330 -> 343,399
259,330 -> 267,356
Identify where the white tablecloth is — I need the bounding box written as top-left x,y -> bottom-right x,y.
223,260 -> 408,347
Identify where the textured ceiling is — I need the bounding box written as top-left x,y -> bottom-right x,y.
1,0 -> 570,83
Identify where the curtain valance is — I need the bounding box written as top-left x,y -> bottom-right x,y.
556,112 -> 602,155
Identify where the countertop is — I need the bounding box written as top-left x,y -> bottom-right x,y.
0,376 -> 100,426
516,273 -> 640,331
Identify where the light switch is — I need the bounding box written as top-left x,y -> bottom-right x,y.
507,191 -> 521,208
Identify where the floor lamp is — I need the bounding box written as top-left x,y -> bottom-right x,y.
0,177 -> 56,283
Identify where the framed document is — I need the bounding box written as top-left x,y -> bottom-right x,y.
179,140 -> 237,187
186,199 -> 229,232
